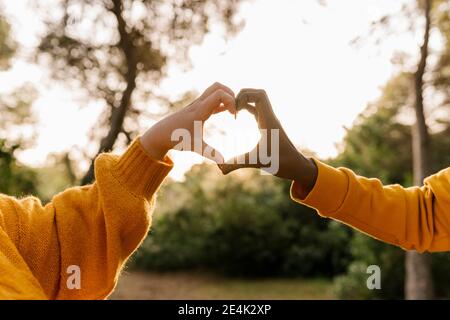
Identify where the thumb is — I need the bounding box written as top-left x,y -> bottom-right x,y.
217,149 -> 261,175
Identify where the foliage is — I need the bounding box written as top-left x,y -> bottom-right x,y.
433,0 -> 450,106
132,164 -> 352,277
0,14 -> 16,70
332,72 -> 450,299
0,14 -> 40,197
35,152 -> 78,203
0,140 -> 38,197
35,0 -> 246,183
331,73 -> 414,185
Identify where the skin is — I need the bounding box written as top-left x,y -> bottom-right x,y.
218,89 -> 318,198
140,82 -> 237,162
140,83 -> 318,199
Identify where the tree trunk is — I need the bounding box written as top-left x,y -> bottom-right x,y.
80,69 -> 136,185
81,0 -> 137,185
405,0 -> 434,300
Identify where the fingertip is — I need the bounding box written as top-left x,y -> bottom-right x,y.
217,163 -> 232,175
224,93 -> 237,116
217,164 -> 228,175
215,82 -> 235,98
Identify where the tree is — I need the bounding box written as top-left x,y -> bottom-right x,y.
35,0 -> 245,184
432,0 -> 450,119
349,0 -> 450,299
332,71 -> 450,299
333,73 -> 414,185
0,140 -> 39,196
0,10 -> 37,147
0,13 -> 16,70
406,0 -> 434,300
0,14 -> 39,196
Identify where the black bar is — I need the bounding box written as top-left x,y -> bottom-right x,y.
1,300 -> 449,319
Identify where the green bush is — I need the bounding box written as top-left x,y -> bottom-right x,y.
133,208 -> 212,270
334,262 -> 375,300
432,253 -> 450,298
334,232 -> 450,299
333,233 -> 405,299
131,164 -> 352,278
0,139 -> 38,196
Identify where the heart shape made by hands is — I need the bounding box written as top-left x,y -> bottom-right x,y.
202,107 -> 260,164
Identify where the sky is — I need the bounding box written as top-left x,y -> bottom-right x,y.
1,0 -> 420,180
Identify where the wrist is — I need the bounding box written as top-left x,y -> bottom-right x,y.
291,155 -> 318,199
140,130 -> 169,161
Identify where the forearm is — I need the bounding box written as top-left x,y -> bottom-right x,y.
288,153 -> 318,199
140,116 -> 175,161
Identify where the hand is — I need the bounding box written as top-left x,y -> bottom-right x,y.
140,82 -> 236,163
218,88 -> 318,198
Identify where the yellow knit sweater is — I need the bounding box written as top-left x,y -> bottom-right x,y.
291,160 -> 450,253
0,138 -> 172,299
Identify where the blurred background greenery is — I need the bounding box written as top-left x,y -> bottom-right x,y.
1,0 -> 450,299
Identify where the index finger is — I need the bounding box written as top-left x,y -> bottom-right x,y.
236,89 -> 272,112
199,89 -> 237,119
200,82 -> 235,100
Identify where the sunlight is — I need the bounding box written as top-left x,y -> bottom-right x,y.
204,111 -> 260,162
2,0 -> 414,180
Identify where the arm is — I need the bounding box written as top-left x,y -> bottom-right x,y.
291,160 -> 450,252
0,82 -> 236,299
0,140 -> 172,299
219,88 -> 450,253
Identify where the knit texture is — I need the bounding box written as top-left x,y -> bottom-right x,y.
0,137 -> 172,299
291,160 -> 450,252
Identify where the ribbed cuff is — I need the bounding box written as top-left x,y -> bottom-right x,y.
290,159 -> 349,217
112,137 -> 173,199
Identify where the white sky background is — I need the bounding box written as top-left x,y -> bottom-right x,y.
1,0 -> 422,180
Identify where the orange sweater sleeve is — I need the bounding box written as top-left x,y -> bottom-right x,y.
0,138 -> 172,299
290,160 -> 450,253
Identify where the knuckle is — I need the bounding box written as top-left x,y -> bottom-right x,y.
215,88 -> 226,97
212,82 -> 223,90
